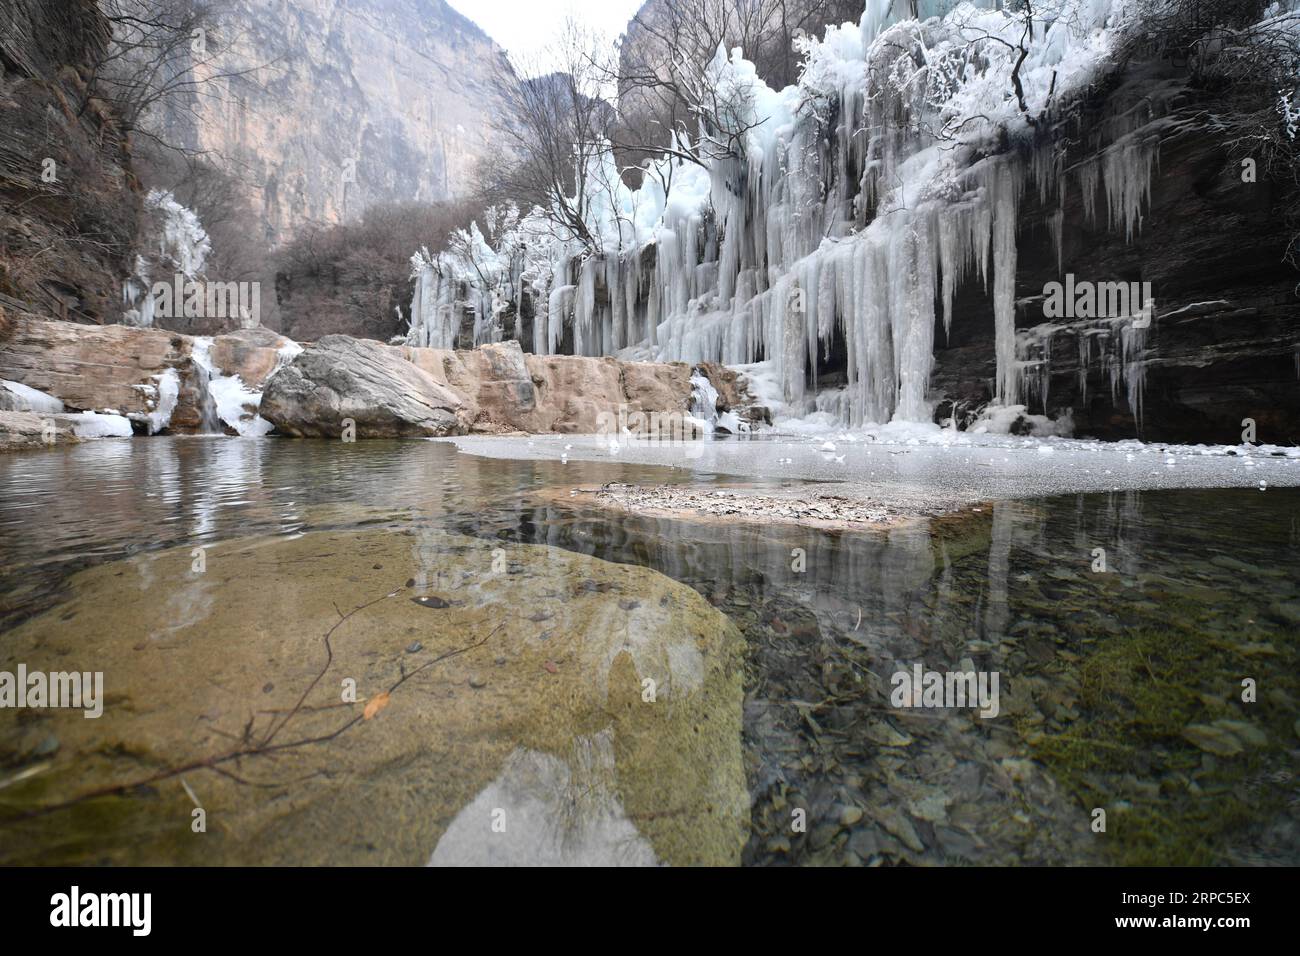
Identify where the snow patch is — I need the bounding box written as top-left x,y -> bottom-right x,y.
67,411 -> 134,439
0,380 -> 64,414
144,368 -> 180,435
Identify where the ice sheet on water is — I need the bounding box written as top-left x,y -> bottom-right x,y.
440,428 -> 1300,513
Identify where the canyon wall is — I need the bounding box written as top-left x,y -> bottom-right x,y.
150,0 -> 509,245
0,0 -> 139,323
931,98 -> 1300,445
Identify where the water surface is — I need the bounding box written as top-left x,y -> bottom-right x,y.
1,437 -> 1296,865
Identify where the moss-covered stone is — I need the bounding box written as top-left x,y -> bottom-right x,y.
0,529 -> 747,865
1021,614 -> 1297,866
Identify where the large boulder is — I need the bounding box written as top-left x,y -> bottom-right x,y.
206,327 -> 298,386
260,334 -> 467,437
0,529 -> 748,865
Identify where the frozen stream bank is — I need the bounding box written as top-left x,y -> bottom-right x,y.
441,431 -> 1300,516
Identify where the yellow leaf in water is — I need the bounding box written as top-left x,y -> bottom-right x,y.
363,691 -> 391,720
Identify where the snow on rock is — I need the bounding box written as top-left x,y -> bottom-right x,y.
144,368 -> 180,435
689,371 -> 721,431
65,411 -> 134,439
0,380 -> 65,415
191,336 -> 297,437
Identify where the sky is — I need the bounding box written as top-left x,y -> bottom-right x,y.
446,0 -> 646,75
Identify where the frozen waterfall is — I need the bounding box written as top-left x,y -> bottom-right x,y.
406,0 -> 1169,428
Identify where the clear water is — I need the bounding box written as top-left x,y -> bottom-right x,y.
0,437 -> 1296,865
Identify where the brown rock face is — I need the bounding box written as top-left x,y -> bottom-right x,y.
403,339 -> 693,435
0,314 -> 188,426
0,1 -> 138,323
0,315 -> 297,434
0,316 -> 697,440
262,337 -> 696,438
205,327 -> 296,386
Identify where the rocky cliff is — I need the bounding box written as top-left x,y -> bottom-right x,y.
150,0 -> 509,245
0,0 -> 139,323
932,72 -> 1300,446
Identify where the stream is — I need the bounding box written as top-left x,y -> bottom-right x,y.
0,436 -> 1296,865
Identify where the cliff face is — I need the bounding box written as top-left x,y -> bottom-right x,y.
930,81 -> 1300,446
0,0 -> 139,323
153,0 -> 509,245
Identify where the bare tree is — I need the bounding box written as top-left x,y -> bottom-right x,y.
487,21 -> 619,253
87,0 -> 272,157
1146,0 -> 1300,262
612,0 -> 864,172
274,200 -> 479,341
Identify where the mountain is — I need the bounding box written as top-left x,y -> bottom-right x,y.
151,0 -> 511,244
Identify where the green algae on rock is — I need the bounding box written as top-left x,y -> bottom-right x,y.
0,529 -> 748,866
1020,618 -> 1298,866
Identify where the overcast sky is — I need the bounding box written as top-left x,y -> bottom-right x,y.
447,0 -> 646,74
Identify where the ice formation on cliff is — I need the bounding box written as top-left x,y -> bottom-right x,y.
122,191 -> 213,328
191,336 -> 303,436
406,0 -> 1199,427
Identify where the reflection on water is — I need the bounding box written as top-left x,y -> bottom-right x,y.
429,734 -> 657,867
1,437 -> 1297,865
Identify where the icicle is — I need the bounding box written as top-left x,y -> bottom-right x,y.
1049,208 -> 1065,275
989,157 -> 1023,407
1077,158 -> 1100,228
1102,132 -> 1159,243
1120,321 -> 1149,432
548,284 -> 574,355
889,208 -> 938,423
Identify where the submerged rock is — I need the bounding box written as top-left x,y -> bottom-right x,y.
0,529 -> 747,866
